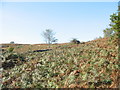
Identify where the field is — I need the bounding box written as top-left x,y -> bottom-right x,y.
1,37 -> 119,88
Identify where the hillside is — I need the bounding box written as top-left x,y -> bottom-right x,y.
1,37 -> 119,88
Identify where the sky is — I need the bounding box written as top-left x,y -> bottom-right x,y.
0,0 -> 119,44
1,0 -> 119,2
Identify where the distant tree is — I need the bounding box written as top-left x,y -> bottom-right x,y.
103,28 -> 114,37
109,13 -> 120,39
94,36 -> 102,40
103,11 -> 120,48
103,13 -> 120,45
42,29 -> 58,47
70,38 -> 80,44
103,13 -> 120,38
10,41 -> 14,44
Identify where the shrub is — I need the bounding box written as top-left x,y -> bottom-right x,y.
8,47 -> 14,52
2,53 -> 26,69
70,38 -> 80,44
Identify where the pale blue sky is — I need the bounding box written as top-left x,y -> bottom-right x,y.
0,1 -> 119,44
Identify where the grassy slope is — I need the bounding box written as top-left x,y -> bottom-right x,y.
1,38 -> 119,88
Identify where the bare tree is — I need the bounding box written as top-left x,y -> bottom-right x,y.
42,29 -> 57,46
